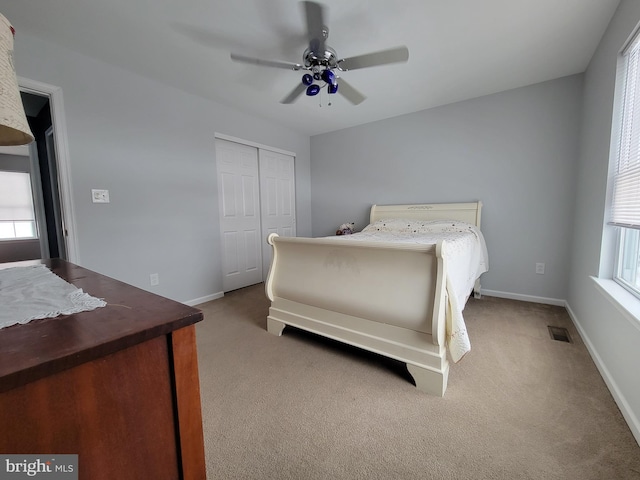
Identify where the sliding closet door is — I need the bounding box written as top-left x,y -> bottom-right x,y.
215,139 -> 263,292
259,149 -> 296,279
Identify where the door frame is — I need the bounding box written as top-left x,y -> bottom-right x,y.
28,141 -> 50,259
214,133 -> 296,159
18,77 -> 79,264
44,125 -> 67,259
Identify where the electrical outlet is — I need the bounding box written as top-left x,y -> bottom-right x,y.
535,263 -> 545,275
150,273 -> 159,286
92,189 -> 110,203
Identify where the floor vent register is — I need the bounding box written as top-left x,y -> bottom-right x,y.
548,326 -> 572,343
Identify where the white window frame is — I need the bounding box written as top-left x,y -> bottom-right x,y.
614,228 -> 640,298
611,28 -> 640,299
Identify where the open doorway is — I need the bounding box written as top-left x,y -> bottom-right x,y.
0,92 -> 64,263
0,79 -> 77,264
23,92 -> 67,260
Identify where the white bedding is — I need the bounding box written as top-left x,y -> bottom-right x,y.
328,219 -> 489,362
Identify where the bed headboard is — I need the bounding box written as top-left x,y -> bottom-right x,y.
369,201 -> 482,228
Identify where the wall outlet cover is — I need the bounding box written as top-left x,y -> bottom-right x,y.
92,189 -> 110,203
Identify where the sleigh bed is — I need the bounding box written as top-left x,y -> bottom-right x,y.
264,201 -> 488,396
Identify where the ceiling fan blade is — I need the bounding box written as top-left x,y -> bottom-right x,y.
337,78 -> 366,105
303,1 -> 327,54
338,46 -> 409,71
281,83 -> 307,104
230,53 -> 303,71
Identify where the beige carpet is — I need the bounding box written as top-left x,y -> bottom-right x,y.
195,285 -> 640,480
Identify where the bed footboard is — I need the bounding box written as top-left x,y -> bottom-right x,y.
265,233 -> 451,395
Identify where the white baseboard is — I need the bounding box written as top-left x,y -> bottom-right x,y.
480,289 -> 565,306
565,302 -> 640,447
183,291 -> 224,307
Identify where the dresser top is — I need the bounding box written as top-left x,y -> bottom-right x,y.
0,258 -> 203,392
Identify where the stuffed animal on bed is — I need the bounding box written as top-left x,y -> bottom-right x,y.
336,223 -> 355,235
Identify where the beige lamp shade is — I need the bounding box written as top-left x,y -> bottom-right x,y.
0,13 -> 34,146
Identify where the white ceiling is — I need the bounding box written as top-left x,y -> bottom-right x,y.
1,0 -> 620,136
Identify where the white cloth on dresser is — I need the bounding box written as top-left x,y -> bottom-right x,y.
0,264 -> 106,330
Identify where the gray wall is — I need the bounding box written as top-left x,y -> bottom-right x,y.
311,75 -> 583,302
568,0 -> 640,444
13,33 -> 311,304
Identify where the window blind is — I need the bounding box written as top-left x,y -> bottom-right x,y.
0,171 -> 35,221
611,31 -> 640,229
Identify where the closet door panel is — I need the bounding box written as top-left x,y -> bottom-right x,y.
259,150 -> 296,279
216,139 -> 263,292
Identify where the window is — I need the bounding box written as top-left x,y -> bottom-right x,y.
611,30 -> 640,296
0,171 -> 37,240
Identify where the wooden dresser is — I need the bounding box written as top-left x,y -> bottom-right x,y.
0,259 -> 206,480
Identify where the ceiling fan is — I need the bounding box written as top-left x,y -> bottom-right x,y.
229,1 -> 409,105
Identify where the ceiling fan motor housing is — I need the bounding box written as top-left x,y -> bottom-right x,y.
303,46 -> 339,70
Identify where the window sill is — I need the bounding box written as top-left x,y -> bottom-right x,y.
0,238 -> 39,244
591,277 -> 640,333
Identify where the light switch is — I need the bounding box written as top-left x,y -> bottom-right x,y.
92,189 -> 110,203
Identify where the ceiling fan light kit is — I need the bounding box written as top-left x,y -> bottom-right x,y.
230,1 -> 409,105
306,84 -> 320,96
